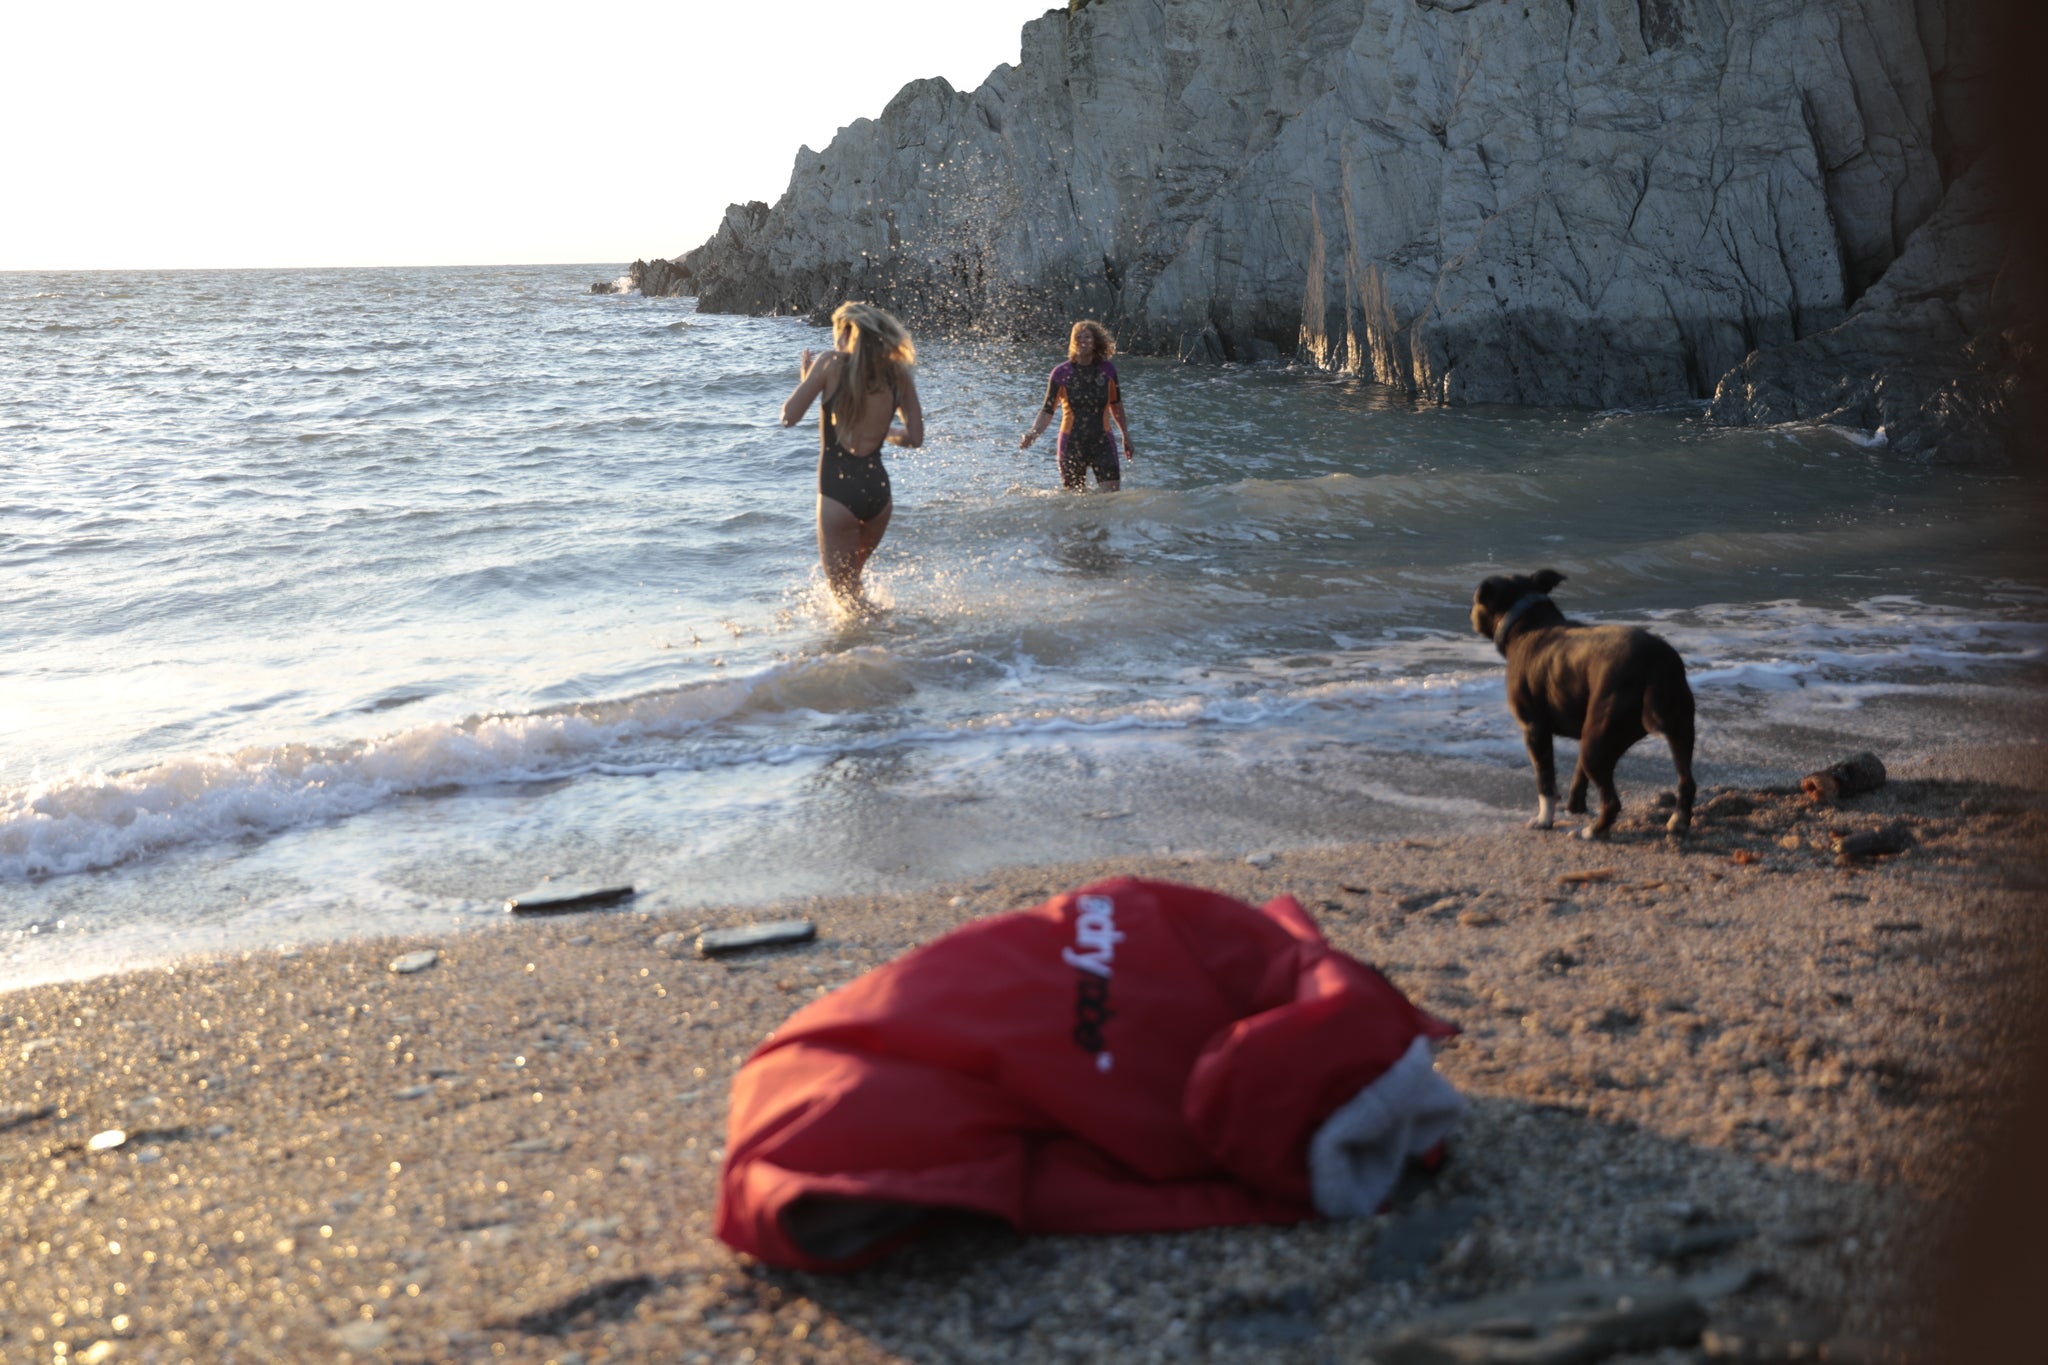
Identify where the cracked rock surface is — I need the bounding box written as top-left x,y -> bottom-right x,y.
672,0 -> 2002,431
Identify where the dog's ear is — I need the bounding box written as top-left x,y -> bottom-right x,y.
1532,569 -> 1566,594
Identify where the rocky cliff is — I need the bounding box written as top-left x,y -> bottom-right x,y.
665,0 -> 2017,453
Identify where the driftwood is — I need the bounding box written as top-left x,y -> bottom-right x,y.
1801,752 -> 1887,803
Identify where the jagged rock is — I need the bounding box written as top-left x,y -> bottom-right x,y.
628,258 -> 696,298
1709,158 -> 2041,460
671,0 -> 1994,422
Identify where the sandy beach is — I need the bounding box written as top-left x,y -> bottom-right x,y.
4,746 -> 2043,1365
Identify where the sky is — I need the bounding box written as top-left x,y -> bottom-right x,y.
0,1 -> 1056,271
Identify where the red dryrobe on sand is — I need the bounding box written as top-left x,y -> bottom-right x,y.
716,877 -> 1463,1270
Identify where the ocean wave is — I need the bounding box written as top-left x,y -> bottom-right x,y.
2,596 -> 2042,882
0,649 -> 917,881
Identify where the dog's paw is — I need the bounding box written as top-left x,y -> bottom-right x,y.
1576,824 -> 1611,841
1665,813 -> 1692,835
1526,815 -> 1556,830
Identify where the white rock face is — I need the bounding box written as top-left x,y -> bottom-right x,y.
681,0 -> 1967,410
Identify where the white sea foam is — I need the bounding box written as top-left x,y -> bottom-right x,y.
6,596 -> 2038,883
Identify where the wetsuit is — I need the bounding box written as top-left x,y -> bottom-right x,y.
1042,360 -> 1121,488
817,372 -> 898,522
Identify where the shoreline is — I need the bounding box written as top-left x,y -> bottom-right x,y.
3,750 -> 2044,1363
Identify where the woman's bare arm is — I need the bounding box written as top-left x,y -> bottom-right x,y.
886,368 -> 925,447
1110,400 -> 1133,458
780,350 -> 839,427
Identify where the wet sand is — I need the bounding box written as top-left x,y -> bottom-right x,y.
3,753 -> 2044,1364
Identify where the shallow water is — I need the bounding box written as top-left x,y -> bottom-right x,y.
4,265 -> 2044,985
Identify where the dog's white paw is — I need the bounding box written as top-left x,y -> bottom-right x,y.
1528,796 -> 1555,830
1665,813 -> 1692,834
1576,824 -> 1609,841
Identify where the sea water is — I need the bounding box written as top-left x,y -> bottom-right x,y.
4,265 -> 2044,986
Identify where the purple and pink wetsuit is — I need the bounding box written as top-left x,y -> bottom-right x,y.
1041,360 -> 1122,488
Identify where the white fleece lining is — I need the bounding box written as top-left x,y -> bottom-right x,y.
1308,1036 -> 1469,1218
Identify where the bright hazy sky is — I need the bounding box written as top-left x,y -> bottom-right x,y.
0,1 -> 1055,272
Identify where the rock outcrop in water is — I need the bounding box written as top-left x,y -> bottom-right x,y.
661,0 -> 2018,455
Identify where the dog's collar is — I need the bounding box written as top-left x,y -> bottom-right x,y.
1492,594 -> 1551,654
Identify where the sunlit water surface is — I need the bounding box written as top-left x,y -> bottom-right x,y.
4,265 -> 2043,984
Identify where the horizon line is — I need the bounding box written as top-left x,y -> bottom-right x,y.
0,260 -> 652,276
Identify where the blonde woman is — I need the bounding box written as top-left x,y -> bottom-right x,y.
1020,320 -> 1133,490
781,302 -> 924,606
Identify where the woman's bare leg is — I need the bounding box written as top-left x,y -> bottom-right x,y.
816,496 -> 892,606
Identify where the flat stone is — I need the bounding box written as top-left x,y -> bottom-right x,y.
394,1085 -> 433,1101
1208,1286 -> 1319,1347
504,881 -> 636,915
389,950 -> 439,975
1638,1221 -> 1758,1262
1685,1264 -> 1764,1300
1370,1198 -> 1485,1281
0,1103 -> 54,1134
1370,1277 -> 1707,1364
88,1129 -> 128,1152
335,1321 -> 392,1353
1833,826 -> 1912,863
1244,852 -> 1277,868
653,931 -> 692,958
984,1297 -> 1049,1334
697,919 -> 816,956
507,1138 -> 564,1154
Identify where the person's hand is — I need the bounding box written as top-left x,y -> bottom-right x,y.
1019,429 -> 1038,450
800,348 -> 815,376
1123,441 -> 1135,461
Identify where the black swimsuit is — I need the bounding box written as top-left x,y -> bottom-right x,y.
817,372 -> 898,523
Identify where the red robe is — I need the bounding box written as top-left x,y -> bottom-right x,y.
716,877 -> 1461,1270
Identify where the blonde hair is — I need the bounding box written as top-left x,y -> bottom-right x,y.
1067,319 -> 1116,363
828,302 -> 915,430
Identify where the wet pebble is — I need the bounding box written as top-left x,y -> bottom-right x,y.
335,1320 -> 391,1353
1638,1221 -> 1758,1263
88,1129 -> 128,1152
389,950 -> 439,975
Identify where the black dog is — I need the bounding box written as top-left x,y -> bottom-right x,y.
1470,570 -> 1696,839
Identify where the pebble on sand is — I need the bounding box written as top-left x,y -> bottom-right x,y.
696,919 -> 816,956
503,881 -> 636,916
88,1128 -> 128,1152
389,949 -> 440,975
335,1320 -> 392,1353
